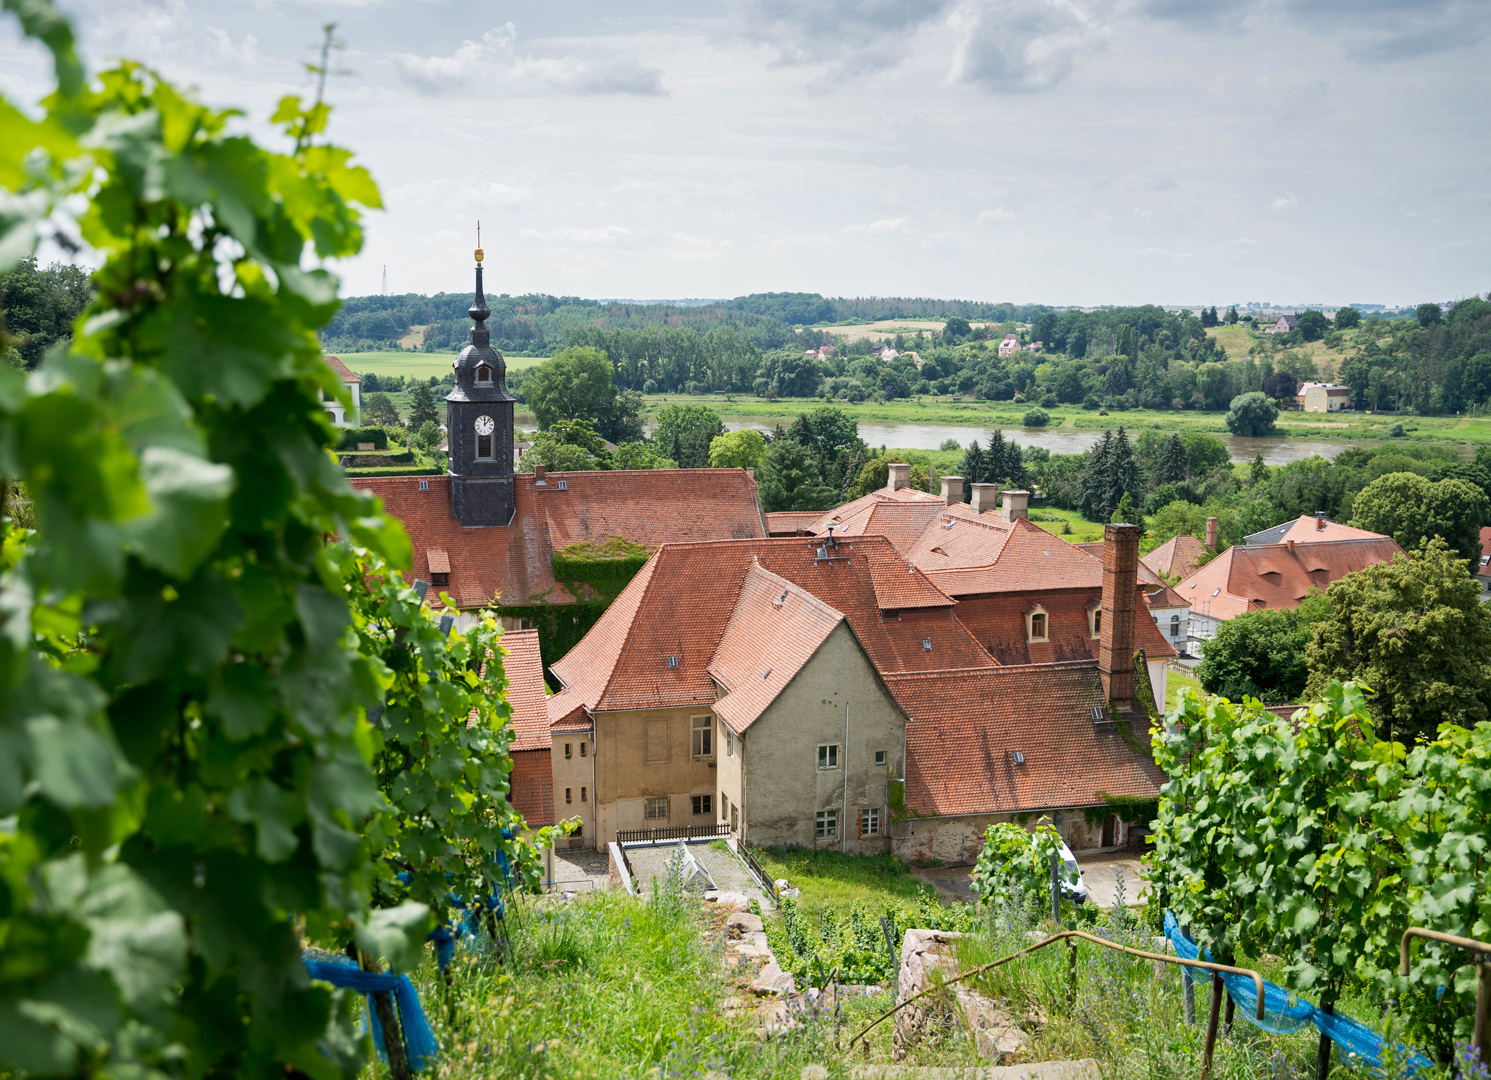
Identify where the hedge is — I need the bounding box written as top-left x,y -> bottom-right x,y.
335,425 -> 389,450
344,465 -> 444,477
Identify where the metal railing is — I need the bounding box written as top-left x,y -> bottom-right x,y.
1401,927 -> 1491,1066
849,930 -> 1265,1080
616,823 -> 731,844
738,843 -> 778,902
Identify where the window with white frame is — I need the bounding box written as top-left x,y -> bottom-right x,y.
817,743 -> 839,770
861,807 -> 881,836
1027,608 -> 1049,643
691,716 -> 713,758
874,749 -> 886,767
1088,608 -> 1102,638
645,797 -> 668,820
815,810 -> 837,838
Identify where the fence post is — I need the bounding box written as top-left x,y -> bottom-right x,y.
1201,971 -> 1223,1080
357,949 -> 411,1080
1066,938 -> 1078,1009
1050,854 -> 1060,923
1314,1002 -> 1333,1080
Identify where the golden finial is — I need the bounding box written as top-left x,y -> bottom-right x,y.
474,221 -> 484,264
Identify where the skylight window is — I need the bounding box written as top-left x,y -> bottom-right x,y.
666,655 -> 679,668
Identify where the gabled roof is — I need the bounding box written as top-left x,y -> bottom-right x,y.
1176,537 -> 1405,621
888,662 -> 1166,817
1479,527 -> 1491,579
350,468 -> 768,612
709,563 -> 845,735
802,485 -> 944,535
951,588 -> 1179,664
322,355 -> 361,383
906,512 -> 1104,595
537,468 -> 767,550
547,535 -> 996,717
809,499 -> 947,554
1274,516 -> 1386,545
501,629 -> 550,752
1141,534 -> 1210,578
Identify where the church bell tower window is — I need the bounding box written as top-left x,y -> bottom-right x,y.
475,415 -> 495,459
476,364 -> 491,384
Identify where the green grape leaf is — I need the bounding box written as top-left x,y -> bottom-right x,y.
354,900 -> 431,974
226,777 -> 302,862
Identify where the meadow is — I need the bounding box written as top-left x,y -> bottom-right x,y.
330,350 -> 545,383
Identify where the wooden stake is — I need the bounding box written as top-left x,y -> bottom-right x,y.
358,950 -> 411,1080
1201,972 -> 1223,1080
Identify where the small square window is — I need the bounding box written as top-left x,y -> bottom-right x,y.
861,808 -> 882,836
418,479 -> 430,491
815,810 -> 837,839
645,797 -> 668,821
580,786 -> 587,803
874,750 -> 887,768
565,787 -> 572,804
817,744 -> 839,770
691,794 -> 712,815
556,480 -> 568,491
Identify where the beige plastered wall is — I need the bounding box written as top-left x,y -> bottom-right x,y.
592,705 -> 720,849
737,622 -> 906,853
550,730 -> 596,848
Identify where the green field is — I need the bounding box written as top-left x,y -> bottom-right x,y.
326,350 -> 545,382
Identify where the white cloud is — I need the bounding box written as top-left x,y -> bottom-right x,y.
1227,237 -> 1259,247
947,0 -> 1109,93
1132,208 -> 1154,220
396,24 -> 666,97
205,28 -> 258,64
977,207 -> 1013,223
841,217 -> 913,236
390,177 -> 537,209
739,0 -> 951,67
1271,192 -> 1299,211
1139,247 -> 1196,259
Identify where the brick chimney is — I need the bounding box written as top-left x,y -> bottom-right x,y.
1001,490 -> 1029,522
1315,511 -> 1327,531
1098,522 -> 1140,709
969,483 -> 997,515
886,463 -> 911,492
534,466 -> 546,483
940,476 -> 964,505
1205,516 -> 1218,550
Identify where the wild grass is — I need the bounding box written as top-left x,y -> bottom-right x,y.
753,846 -> 930,920
1165,665 -> 1204,712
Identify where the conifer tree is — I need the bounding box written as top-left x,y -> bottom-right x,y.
407,381 -> 440,427
1158,433 -> 1189,484
961,439 -> 986,501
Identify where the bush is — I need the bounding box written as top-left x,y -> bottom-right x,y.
1081,393 -> 1100,410
1022,407 -> 1050,427
939,437 -> 962,451
335,424 -> 389,449
1389,422 -> 1405,437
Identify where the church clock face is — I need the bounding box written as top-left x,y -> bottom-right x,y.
474,415 -> 495,436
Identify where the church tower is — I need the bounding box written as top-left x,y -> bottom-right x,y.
446,238 -> 516,527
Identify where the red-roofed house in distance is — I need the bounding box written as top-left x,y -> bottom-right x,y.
1478,526 -> 1491,600
544,534 -> 997,851
346,253 -> 767,641
321,355 -> 361,427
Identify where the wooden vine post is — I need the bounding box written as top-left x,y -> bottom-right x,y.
356,948 -> 411,1080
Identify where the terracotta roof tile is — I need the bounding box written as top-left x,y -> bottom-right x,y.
1176,537 -> 1405,621
765,511 -> 824,535
350,476 -> 563,610
804,487 -> 943,534
1141,535 -> 1210,578
536,468 -> 767,551
908,515 -> 1104,595
426,547 -> 451,575
952,588 -> 1178,664
550,536 -> 996,716
501,629 -> 549,752
509,749 -> 554,827
1479,527 -> 1491,579
322,355 -> 360,383
1277,516 -> 1388,545
888,662 -> 1166,817
709,563 -> 845,735
810,500 -> 947,553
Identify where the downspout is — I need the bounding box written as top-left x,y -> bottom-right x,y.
842,702 -> 849,854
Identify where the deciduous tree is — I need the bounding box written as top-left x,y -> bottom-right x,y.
1225,390 -> 1279,436
1349,473 -> 1488,562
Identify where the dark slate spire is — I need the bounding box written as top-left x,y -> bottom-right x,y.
468,264 -> 491,348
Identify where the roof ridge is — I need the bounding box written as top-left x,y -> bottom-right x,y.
884,659 -> 1097,680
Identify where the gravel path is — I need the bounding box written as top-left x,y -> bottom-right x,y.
625,840 -> 769,906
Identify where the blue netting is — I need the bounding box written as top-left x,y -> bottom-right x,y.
304,957 -> 439,1072
1163,912 -> 1433,1074
395,856 -> 511,970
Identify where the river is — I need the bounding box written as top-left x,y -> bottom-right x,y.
718,419 -> 1355,465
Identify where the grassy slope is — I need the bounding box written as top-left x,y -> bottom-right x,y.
1165,664 -> 1204,713
752,847 -> 930,921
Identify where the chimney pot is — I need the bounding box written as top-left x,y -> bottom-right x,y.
1001,490 -> 1030,523
534,466 -> 546,482
1205,516 -> 1218,550
886,463 -> 911,492
939,476 -> 965,505
1099,522 -> 1141,710
1287,539 -> 1295,553
969,483 -> 998,515
1315,511 -> 1326,531
747,467 -> 755,480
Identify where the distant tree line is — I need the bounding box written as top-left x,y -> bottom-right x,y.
0,256 -> 92,369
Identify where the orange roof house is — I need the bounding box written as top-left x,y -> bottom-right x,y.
1178,535 -> 1404,637
1245,513 -> 1385,546
1142,534 -> 1211,579
500,629 -> 555,828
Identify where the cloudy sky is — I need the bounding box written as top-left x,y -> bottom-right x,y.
3,0 -> 1488,307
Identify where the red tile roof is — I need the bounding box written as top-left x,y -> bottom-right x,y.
709,563 -> 845,735
765,511 -> 824,535
509,749 -> 554,827
951,588 -> 1178,664
536,468 -> 767,551
1276,516 -> 1385,545
1176,537 -> 1405,621
350,469 -> 768,612
803,486 -> 943,534
322,355 -> 361,383
807,500 -> 947,554
548,535 -> 996,717
1141,535 -> 1210,578
501,629 -> 550,752
1479,527 -> 1491,579
907,514 -> 1105,595
888,662 -> 1166,817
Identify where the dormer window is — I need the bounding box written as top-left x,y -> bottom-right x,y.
1089,608 -> 1102,639
474,415 -> 495,460
476,364 -> 492,384
1026,607 -> 1049,643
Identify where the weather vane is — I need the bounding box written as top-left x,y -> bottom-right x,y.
475,221 -> 483,265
